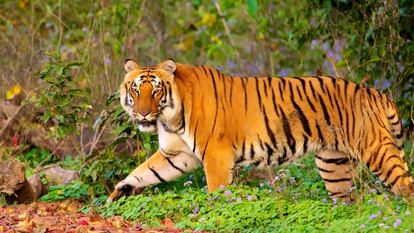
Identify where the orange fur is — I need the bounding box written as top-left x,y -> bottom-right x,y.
107,59 -> 414,203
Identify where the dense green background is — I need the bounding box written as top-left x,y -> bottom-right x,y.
1,0 -> 413,232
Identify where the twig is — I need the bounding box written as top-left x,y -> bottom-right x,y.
214,1 -> 236,47
0,104 -> 24,137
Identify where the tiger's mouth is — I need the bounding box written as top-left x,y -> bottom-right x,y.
137,119 -> 157,127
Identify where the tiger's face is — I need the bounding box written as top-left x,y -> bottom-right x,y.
120,59 -> 177,133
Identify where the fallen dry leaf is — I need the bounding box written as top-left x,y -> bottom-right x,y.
0,200 -> 196,233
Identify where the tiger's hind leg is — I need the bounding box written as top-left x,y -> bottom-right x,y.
362,139 -> 414,197
315,151 -> 357,203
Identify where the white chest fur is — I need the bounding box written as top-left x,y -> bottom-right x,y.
157,121 -> 193,157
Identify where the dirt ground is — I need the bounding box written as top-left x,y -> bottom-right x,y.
0,200 -> 184,233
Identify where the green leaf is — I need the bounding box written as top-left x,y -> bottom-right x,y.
246,0 -> 258,17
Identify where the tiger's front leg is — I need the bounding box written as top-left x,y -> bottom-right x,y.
107,150 -> 201,203
202,140 -> 235,192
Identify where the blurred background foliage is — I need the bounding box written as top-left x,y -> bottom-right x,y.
0,0 -> 413,198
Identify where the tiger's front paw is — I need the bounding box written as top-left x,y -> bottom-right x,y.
107,179 -> 145,203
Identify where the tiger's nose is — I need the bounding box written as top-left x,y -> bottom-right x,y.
139,109 -> 151,117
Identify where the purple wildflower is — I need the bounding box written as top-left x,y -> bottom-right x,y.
369,214 -> 378,220
224,190 -> 232,196
393,219 -> 401,228
194,207 -> 199,214
246,195 -> 253,201
104,55 -> 111,65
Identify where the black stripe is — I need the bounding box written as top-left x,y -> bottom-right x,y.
332,92 -> 343,126
351,105 -> 357,139
315,155 -> 349,165
192,121 -> 199,153
266,143 -> 274,165
296,85 -> 303,101
208,68 -> 219,133
133,175 -> 142,183
318,94 -> 331,127
258,135 -> 265,150
389,173 -> 406,187
255,77 -> 262,111
149,167 -> 166,182
241,139 -> 246,160
303,83 -> 317,113
221,71 -> 227,103
309,80 -> 317,99
317,166 -> 334,173
316,124 -> 325,146
277,147 -> 288,165
280,108 -> 296,155
202,138 -> 211,161
291,99 -> 311,136
316,76 -> 326,92
271,87 -> 280,117
278,79 -> 285,102
322,177 -> 351,183
229,77 -> 234,105
302,134 -> 308,153
235,155 -> 244,164
384,164 -> 405,183
250,143 -> 255,159
395,132 -> 403,139
387,114 -> 396,120
267,76 -> 272,87
167,83 -> 174,108
263,79 -> 268,97
241,78 -> 248,113
177,102 -> 186,133
160,148 -> 177,157
166,158 -> 185,173
263,105 -> 277,147
372,147 -> 391,173
288,81 -> 293,98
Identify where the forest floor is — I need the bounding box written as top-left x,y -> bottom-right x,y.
0,200 -> 185,233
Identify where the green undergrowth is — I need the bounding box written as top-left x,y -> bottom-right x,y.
96,155 -> 414,232
100,185 -> 414,232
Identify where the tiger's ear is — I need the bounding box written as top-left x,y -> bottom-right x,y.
159,59 -> 176,74
124,59 -> 140,73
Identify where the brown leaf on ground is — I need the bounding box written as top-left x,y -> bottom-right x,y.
0,200 -> 198,233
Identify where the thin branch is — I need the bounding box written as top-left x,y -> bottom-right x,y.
214,1 -> 236,47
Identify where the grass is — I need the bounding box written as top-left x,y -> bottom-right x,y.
98,155 -> 414,232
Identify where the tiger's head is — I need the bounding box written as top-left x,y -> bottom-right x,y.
120,59 -> 178,133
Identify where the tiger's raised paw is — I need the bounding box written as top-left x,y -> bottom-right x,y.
107,180 -> 145,203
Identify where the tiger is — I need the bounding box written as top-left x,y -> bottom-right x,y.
107,59 -> 414,203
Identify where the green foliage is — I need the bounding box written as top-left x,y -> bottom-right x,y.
98,155 -> 414,232
101,185 -> 414,232
40,180 -> 90,202
17,148 -> 56,169
32,52 -> 91,139
0,194 -> 6,207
